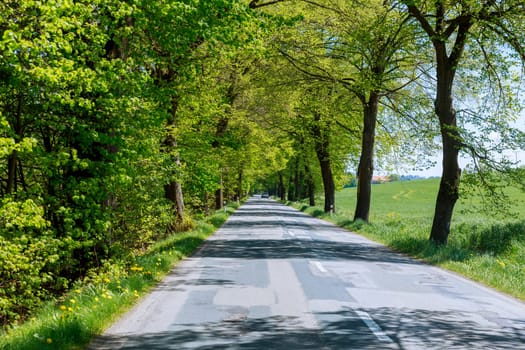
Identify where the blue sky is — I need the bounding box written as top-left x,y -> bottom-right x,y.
412,114 -> 525,178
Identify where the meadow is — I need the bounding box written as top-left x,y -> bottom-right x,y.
297,178 -> 525,301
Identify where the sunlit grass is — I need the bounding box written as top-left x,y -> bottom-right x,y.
294,178 -> 525,301
0,207 -> 235,350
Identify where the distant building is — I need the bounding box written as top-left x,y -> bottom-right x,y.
372,175 -> 391,184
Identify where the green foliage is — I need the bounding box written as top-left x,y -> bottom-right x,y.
0,196 -> 54,324
0,208 -> 231,349
0,0 -> 262,328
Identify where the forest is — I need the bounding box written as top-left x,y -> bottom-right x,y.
1,0 -> 525,328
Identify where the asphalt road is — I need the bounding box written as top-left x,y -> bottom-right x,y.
89,197 -> 525,349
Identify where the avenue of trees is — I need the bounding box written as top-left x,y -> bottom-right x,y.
1,0 -> 524,326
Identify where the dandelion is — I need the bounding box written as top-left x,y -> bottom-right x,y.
70,299 -> 76,304
75,289 -> 81,294
60,305 -> 67,311
497,260 -> 506,268
68,307 -> 74,312
46,338 -> 53,344
94,297 -> 99,302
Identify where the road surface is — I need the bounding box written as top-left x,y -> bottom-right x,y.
89,198 -> 525,349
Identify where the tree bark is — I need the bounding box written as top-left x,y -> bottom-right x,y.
215,175 -> 224,210
426,9 -> 471,244
164,97 -> 185,225
405,3 -> 473,244
6,151 -> 17,194
6,93 -> 24,194
429,42 -> 464,244
305,164 -> 315,206
318,157 -> 335,213
294,158 -> 303,200
278,171 -> 286,201
354,92 -> 379,222
312,113 -> 335,213
287,171 -> 295,201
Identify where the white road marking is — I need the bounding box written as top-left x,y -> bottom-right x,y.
312,261 -> 327,273
355,310 -> 393,343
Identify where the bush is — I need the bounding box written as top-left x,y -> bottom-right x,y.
0,198 -> 62,328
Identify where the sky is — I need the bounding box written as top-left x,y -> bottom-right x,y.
409,114 -> 525,178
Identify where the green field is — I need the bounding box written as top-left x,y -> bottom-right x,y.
297,178 -> 525,301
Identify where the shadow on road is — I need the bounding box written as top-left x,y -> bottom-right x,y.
196,238 -> 416,265
89,307 -> 525,349
88,200 -> 525,349
198,200 -> 415,265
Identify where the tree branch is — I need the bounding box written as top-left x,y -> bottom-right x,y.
278,48 -> 336,83
448,21 -> 471,69
249,0 -> 289,9
404,4 -> 436,39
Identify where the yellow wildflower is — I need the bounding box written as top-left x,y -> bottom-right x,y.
46,338 -> 53,344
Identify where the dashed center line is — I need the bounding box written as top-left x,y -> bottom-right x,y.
355,310 -> 393,343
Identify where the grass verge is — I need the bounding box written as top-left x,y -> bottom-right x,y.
290,179 -> 525,302
0,206 -> 235,350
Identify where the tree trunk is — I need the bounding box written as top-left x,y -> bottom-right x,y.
164,97 -> 185,224
354,92 -> 379,222
6,151 -> 17,194
215,175 -> 223,209
287,172 -> 295,201
319,157 -> 335,213
405,4 -> 472,244
279,171 -> 286,201
430,45 -> 463,245
237,168 -> 243,202
6,93 -> 24,194
294,158 -> 302,200
312,113 -> 335,213
305,164 -> 315,206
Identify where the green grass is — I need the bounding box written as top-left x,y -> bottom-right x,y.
0,207 -> 235,350
294,178 -> 525,301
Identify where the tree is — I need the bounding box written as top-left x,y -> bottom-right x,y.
402,0 -> 525,244
264,1 -> 423,221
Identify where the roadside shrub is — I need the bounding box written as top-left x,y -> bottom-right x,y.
0,198 -> 61,328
